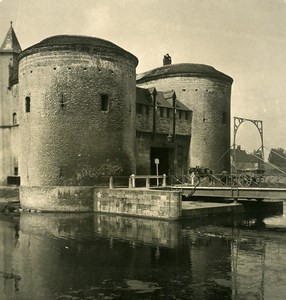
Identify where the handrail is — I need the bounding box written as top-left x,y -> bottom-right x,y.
109,174 -> 167,189
129,174 -> 167,188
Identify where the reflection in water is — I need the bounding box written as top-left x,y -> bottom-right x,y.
0,203 -> 285,299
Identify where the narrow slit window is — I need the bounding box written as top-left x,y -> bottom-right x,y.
25,97 -> 31,113
101,94 -> 109,112
13,113 -> 17,125
14,167 -> 18,176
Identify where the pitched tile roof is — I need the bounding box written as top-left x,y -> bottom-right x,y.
136,87 -> 192,111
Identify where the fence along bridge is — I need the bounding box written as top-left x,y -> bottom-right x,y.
171,117 -> 286,200
170,166 -> 286,200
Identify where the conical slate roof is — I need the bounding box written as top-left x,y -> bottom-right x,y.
0,22 -> 22,53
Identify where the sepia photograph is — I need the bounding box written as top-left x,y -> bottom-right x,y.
0,0 -> 286,299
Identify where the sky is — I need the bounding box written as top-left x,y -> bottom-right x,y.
0,0 -> 285,157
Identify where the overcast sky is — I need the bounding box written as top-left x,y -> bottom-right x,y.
1,0 -> 285,157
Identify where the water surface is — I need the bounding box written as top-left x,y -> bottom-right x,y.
0,202 -> 285,299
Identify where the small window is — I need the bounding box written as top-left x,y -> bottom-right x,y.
13,113 -> 17,125
25,97 -> 31,113
101,94 -> 109,112
146,105 -> 149,116
167,109 -> 170,118
14,167 -> 18,176
178,110 -> 182,119
136,104 -> 143,114
160,107 -> 164,118
185,111 -> 189,120
222,112 -> 227,124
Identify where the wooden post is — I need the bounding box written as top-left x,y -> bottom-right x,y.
128,176 -> 132,188
162,174 -> 167,187
131,174 -> 135,188
109,176 -> 113,189
146,177 -> 150,188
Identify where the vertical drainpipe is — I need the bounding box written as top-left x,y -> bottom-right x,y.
151,88 -> 157,139
172,92 -> 176,142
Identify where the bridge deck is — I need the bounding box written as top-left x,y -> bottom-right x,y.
172,185 -> 286,199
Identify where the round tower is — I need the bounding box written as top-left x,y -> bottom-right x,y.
18,35 -> 138,208
137,63 -> 233,173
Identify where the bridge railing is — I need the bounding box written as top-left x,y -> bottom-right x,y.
171,173 -> 286,188
109,174 -> 167,189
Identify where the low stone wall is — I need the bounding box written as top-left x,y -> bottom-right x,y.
20,186 -> 94,212
94,188 -> 182,220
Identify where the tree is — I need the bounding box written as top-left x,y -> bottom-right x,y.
268,148 -> 286,167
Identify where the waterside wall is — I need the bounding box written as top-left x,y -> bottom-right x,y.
94,188 -> 182,220
20,186 -> 94,212
19,186 -> 182,219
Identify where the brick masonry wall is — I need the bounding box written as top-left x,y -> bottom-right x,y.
136,104 -> 192,136
137,76 -> 232,173
20,186 -> 94,211
94,188 -> 182,220
18,49 -> 137,187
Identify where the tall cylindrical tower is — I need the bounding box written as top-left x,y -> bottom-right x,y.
18,35 -> 138,190
137,63 -> 233,173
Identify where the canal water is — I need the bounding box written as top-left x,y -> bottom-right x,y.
0,202 -> 285,300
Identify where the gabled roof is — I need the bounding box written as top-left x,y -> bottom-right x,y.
156,92 -> 173,108
0,22 -> 22,53
136,87 -> 153,105
136,87 -> 192,112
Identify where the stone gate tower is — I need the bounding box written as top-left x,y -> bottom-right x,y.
18,35 -> 138,208
137,63 -> 233,173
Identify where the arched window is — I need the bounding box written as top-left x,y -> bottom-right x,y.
25,96 -> 31,113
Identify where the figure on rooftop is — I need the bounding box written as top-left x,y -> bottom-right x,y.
163,54 -> 172,66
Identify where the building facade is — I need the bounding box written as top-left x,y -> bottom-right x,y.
0,24 -> 233,194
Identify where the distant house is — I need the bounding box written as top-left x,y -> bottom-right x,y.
230,145 -> 262,172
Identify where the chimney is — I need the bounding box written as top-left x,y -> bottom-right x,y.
163,54 -> 172,66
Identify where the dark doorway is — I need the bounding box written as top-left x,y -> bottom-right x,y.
150,147 -> 170,176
